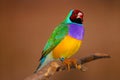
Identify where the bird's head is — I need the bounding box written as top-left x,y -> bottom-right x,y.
64,9 -> 84,24
70,9 -> 84,24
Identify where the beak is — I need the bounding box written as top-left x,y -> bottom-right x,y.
77,16 -> 83,22
77,12 -> 83,19
77,15 -> 83,19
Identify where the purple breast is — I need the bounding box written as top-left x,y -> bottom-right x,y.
68,24 -> 84,40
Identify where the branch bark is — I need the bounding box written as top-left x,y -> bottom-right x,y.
24,53 -> 110,80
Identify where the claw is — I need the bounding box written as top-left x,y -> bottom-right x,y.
62,58 -> 80,71
63,58 -> 71,71
80,65 -> 88,72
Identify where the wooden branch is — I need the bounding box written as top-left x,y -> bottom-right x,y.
24,53 -> 110,80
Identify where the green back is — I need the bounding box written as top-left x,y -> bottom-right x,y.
40,23 -> 68,59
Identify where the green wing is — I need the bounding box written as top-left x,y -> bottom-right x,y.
40,23 -> 68,59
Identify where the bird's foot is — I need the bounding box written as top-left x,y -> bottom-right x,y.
63,58 -> 81,71
79,65 -> 88,72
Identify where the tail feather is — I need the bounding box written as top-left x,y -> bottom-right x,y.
34,63 -> 42,73
34,56 -> 46,73
34,52 -> 54,73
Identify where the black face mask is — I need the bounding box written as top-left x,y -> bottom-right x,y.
70,18 -> 82,24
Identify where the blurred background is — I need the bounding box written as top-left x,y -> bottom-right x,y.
0,0 -> 120,80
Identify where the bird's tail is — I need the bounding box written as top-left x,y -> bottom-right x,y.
34,62 -> 42,73
34,52 -> 54,73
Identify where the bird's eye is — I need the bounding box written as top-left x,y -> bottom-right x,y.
74,13 -> 77,16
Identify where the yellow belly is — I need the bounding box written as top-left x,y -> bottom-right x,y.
53,35 -> 82,59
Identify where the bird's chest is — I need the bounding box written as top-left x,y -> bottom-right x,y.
52,35 -> 82,59
68,24 -> 84,40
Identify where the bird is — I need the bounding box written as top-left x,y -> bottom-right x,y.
34,9 -> 84,73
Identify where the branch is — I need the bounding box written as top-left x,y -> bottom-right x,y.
24,53 -> 110,80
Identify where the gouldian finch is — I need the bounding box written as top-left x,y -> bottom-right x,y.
35,9 -> 84,73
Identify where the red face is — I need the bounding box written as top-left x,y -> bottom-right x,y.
70,10 -> 84,24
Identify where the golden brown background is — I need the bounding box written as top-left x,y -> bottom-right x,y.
0,0 -> 120,80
